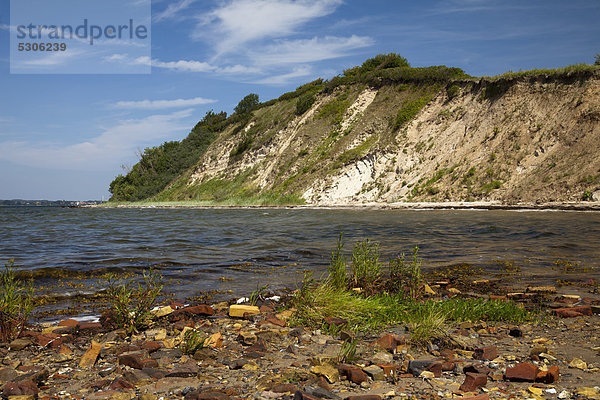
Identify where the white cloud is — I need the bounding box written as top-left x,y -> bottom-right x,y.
113,97 -> 216,110
0,109 -> 194,171
108,54 -> 260,74
252,65 -> 312,85
252,35 -> 373,66
154,0 -> 196,21
195,0 -> 343,56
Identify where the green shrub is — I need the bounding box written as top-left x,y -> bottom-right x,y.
106,269 -> 163,334
296,92 -> 316,115
595,54 -> 600,66
0,260 -> 33,342
446,84 -> 460,99
583,190 -> 593,201
230,133 -> 254,159
234,93 -> 259,115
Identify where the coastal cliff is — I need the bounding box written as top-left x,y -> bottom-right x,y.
109,56 -> 600,206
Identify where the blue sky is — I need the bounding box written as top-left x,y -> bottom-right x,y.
0,0 -> 598,200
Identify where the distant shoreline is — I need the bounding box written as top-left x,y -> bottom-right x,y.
90,201 -> 600,212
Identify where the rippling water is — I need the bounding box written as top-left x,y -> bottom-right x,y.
1,206 -> 599,308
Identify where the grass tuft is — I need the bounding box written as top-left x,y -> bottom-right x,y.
106,268 -> 163,334
0,260 -> 33,342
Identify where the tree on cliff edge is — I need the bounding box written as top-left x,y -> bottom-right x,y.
234,93 -> 259,115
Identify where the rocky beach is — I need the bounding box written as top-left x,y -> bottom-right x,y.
2,278 -> 600,400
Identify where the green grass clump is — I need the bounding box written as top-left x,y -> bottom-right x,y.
328,234 -> 347,289
337,136 -> 376,166
388,247 -> 423,299
351,239 -> 382,290
106,268 -> 163,334
180,330 -> 210,355
0,260 -> 33,342
287,237 -> 533,343
393,97 -> 431,131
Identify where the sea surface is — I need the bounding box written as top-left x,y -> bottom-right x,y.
1,206 -> 599,316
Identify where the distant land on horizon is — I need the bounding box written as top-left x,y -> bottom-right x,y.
0,199 -> 103,207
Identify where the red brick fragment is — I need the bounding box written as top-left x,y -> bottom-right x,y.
141,341 -> 162,353
377,364 -> 399,378
474,346 -> 498,361
118,354 -> 144,370
79,322 -> 102,331
460,372 -> 487,392
370,333 -> 404,352
338,364 -> 368,384
58,319 -> 80,328
505,362 -> 539,382
536,366 -> 560,383
554,306 -> 592,318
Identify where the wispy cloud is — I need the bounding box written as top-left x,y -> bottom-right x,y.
252,65 -> 312,85
0,110 -> 194,171
106,54 -> 260,74
113,96 -> 216,110
194,0 -> 343,57
428,0 -> 535,15
154,0 -> 196,21
251,35 -> 373,66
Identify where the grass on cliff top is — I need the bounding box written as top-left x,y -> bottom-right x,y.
481,63 -> 600,81
288,237 -> 533,343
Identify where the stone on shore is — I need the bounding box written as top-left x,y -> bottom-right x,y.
228,305 -> 260,318
79,340 -> 103,368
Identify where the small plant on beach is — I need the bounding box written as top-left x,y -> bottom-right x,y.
106,268 -> 163,334
406,307 -> 446,345
328,233 -> 347,289
249,284 -> 269,306
337,338 -> 359,363
388,247 -> 424,299
351,239 -> 382,291
180,330 -> 209,355
0,260 -> 34,342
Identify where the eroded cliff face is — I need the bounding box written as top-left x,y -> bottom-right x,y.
161,72 -> 600,205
